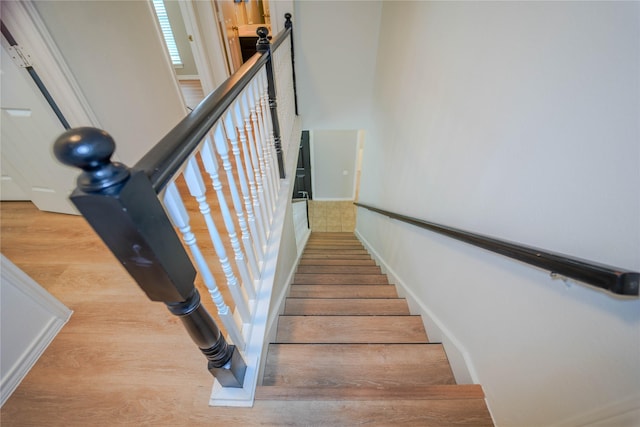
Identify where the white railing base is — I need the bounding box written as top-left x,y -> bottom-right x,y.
209,117 -> 301,407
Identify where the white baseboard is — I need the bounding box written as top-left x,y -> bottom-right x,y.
551,393 -> 640,427
354,230 -> 478,385
176,74 -> 200,81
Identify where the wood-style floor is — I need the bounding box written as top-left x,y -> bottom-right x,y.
1,203 -> 493,425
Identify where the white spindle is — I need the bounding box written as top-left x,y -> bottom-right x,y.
162,182 -> 246,347
201,132 -> 256,300
250,78 -> 276,220
254,76 -> 278,211
241,88 -> 270,242
259,71 -> 281,194
220,112 -> 260,280
182,157 -> 251,336
234,95 -> 267,255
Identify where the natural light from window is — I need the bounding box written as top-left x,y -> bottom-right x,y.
151,0 -> 183,67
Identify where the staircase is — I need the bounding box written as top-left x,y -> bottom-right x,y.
255,232 -> 494,426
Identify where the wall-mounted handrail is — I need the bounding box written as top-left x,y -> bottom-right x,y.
136,25 -> 292,192
355,203 -> 639,296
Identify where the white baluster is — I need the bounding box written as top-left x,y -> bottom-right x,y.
182,157 -> 251,335
259,71 -> 281,195
241,88 -> 270,242
253,77 -> 278,212
220,112 -> 260,281
201,131 -> 256,300
162,182 -> 246,347
233,95 -> 267,256
250,78 -> 276,220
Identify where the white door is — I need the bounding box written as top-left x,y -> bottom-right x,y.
215,0 -> 244,73
0,42 -> 78,214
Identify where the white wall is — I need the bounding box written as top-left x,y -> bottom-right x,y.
312,130 -> 358,200
34,0 -> 186,165
357,2 -> 640,426
294,0 -> 382,130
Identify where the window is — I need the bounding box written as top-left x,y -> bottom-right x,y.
151,0 -> 183,66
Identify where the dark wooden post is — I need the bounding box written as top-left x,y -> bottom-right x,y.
284,13 -> 299,116
256,26 -> 286,179
53,127 -> 247,387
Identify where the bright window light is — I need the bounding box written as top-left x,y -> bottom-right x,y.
152,0 -> 183,66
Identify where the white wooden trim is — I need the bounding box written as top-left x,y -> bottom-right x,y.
178,0 -> 229,94
2,1 -> 101,129
0,255 -> 72,407
550,393 -> 640,427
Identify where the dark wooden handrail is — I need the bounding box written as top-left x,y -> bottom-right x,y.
135,26 -> 292,192
355,203 -> 639,296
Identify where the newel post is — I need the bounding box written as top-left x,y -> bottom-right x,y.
284,13 -> 299,115
53,127 -> 247,387
256,26 -> 286,179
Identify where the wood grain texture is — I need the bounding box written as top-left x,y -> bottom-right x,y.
276,316 -> 428,343
293,273 -> 388,285
284,298 -> 410,315
298,258 -> 377,266
289,284 -> 398,298
263,344 -> 455,386
0,208 -> 492,426
302,253 -> 373,259
255,384 -> 485,400
296,265 -> 382,274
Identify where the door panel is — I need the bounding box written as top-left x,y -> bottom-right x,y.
0,42 -> 77,214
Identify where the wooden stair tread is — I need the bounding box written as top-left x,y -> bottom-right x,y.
302,253 -> 372,260
263,344 -> 455,386
284,298 -> 410,315
289,284 -> 398,298
255,384 -> 484,400
293,273 -> 388,285
247,400 -> 494,426
276,315 -> 428,343
298,258 -> 377,266
296,265 -> 381,274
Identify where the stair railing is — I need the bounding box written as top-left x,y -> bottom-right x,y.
53,15 -> 299,405
355,203 -> 639,296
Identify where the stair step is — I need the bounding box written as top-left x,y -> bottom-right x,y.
255,384 -> 484,401
293,273 -> 388,285
289,284 -> 398,298
306,242 -> 364,248
298,258 -> 377,266
247,399 -> 494,426
309,232 -> 357,239
296,265 -> 382,275
304,249 -> 369,255
284,298 -> 410,315
263,344 -> 454,386
302,253 -> 372,260
276,316 -> 427,343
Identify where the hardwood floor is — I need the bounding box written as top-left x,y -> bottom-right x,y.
1,206 -> 493,425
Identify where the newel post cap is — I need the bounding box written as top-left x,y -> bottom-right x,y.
256,26 -> 270,52
53,127 -> 130,192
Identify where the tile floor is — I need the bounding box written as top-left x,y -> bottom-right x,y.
308,200 -> 357,232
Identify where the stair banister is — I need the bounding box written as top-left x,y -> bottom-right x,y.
53,128 -> 247,387
52,18 -> 299,397
256,27 -> 286,179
